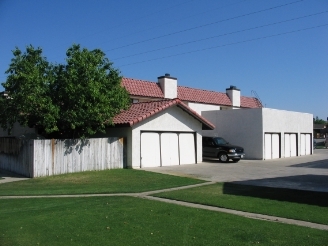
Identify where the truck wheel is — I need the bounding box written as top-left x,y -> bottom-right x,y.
218,153 -> 229,162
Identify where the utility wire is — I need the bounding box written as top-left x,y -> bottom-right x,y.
79,0 -> 196,40
118,23 -> 328,67
45,0 -> 196,51
105,0 -> 304,52
97,0 -> 249,45
113,10 -> 328,60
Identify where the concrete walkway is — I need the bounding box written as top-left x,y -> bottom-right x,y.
1,181 -> 328,231
1,150 -> 328,231
0,169 -> 29,184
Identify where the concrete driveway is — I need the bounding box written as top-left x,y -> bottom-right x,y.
142,149 -> 328,192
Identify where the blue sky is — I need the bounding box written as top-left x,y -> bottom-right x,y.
0,0 -> 327,120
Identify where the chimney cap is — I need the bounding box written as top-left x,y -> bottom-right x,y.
226,85 -> 239,91
158,74 -> 177,80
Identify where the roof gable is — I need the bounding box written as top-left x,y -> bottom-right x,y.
113,99 -> 215,130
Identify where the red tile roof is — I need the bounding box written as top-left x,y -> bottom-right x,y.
241,96 -> 262,108
113,99 -> 215,130
178,86 -> 231,106
121,78 -> 262,108
122,78 -> 163,98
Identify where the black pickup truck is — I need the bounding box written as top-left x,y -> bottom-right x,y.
202,136 -> 245,163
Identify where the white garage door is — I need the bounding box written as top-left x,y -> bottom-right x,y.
141,133 -> 161,167
161,133 -> 179,166
264,133 -> 280,160
300,133 -> 311,156
284,133 -> 297,158
140,132 -> 196,167
179,133 -> 196,165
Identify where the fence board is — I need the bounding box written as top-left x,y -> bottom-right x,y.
0,137 -> 125,177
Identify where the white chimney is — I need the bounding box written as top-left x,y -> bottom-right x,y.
158,73 -> 177,99
226,85 -> 240,108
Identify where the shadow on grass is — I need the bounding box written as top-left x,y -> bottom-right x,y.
223,179 -> 328,207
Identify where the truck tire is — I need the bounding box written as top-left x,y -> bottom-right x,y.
218,153 -> 229,163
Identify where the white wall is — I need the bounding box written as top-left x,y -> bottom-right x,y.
262,108 -> 313,157
187,102 -> 221,115
201,108 -> 313,160
132,106 -> 203,168
202,109 -> 263,159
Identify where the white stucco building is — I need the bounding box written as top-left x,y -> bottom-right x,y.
201,108 -> 313,160
122,74 -> 313,162
1,73 -> 314,170
94,99 -> 214,168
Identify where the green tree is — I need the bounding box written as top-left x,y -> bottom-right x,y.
0,44 -> 130,138
313,116 -> 327,125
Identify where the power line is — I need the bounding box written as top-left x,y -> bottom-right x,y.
118,23 -> 328,67
96,0 -> 249,46
105,0 -> 305,52
113,10 -> 328,61
78,0 -> 197,41
41,0 -> 197,52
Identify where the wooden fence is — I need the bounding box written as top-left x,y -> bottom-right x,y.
0,137 -> 126,178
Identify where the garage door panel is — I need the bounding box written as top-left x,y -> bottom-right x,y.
284,133 -> 297,158
179,133 -> 195,164
300,134 -> 306,156
272,134 -> 280,159
141,133 -> 160,167
300,133 -> 311,156
264,134 -> 272,160
305,134 -> 311,155
161,133 -> 179,166
265,133 -> 280,160
285,134 -> 291,158
290,134 -> 297,157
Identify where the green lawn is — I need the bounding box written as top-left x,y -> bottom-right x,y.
1,170 -> 328,245
154,182 -> 328,225
0,169 -> 204,196
1,196 -> 328,246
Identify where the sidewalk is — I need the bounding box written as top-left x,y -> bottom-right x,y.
0,169 -> 30,184
1,151 -> 328,231
1,181 -> 328,231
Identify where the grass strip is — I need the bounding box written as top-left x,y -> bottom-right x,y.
0,169 -> 204,195
154,182 -> 328,225
1,196 -> 327,246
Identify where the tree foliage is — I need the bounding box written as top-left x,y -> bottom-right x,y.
0,44 -> 130,138
313,116 -> 327,125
